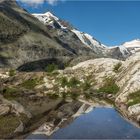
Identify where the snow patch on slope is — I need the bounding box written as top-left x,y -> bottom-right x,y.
72,29 -> 107,51
122,39 -> 140,48
32,12 -> 66,29
71,29 -> 92,49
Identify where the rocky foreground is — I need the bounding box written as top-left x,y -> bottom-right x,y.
0,52 -> 140,138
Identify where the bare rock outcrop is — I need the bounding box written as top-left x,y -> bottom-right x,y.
116,53 -> 140,103
0,94 -> 32,118
0,104 -> 10,116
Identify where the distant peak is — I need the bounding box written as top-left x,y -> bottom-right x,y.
123,39 -> 140,44
44,11 -> 53,15
44,11 -> 59,20
122,39 -> 140,48
33,11 -> 59,21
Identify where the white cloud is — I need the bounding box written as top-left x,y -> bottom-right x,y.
19,0 -> 60,6
47,0 -> 58,5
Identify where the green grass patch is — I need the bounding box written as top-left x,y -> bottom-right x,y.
0,115 -> 20,138
82,81 -> 91,91
45,63 -> 58,73
113,62 -> 122,73
98,77 -> 120,94
2,87 -> 20,100
9,69 -> 16,77
60,77 -> 81,88
21,78 -> 41,90
48,93 -> 60,100
60,77 -> 69,88
68,77 -> 80,88
127,90 -> 140,107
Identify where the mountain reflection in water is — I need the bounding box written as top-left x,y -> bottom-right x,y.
27,99 -> 140,139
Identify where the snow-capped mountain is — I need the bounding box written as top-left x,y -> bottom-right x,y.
108,45 -> 131,59
33,12 -> 67,29
121,39 -> 140,54
32,12 -> 108,56
32,11 -> 140,60
123,39 -> 140,48
109,39 -> 140,59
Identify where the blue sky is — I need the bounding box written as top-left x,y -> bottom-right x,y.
17,1 -> 140,46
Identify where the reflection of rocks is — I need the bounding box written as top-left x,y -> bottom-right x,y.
11,101 -> 32,118
0,95 -> 32,118
33,118 -> 69,136
14,121 -> 24,133
32,101 -> 94,136
31,98 -> 113,137
72,103 -> 93,118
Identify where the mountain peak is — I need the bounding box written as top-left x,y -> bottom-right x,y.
33,11 -> 59,21
122,39 -> 140,48
44,11 -> 59,21
32,11 -> 67,29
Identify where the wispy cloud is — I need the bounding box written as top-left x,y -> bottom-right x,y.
19,0 -> 61,6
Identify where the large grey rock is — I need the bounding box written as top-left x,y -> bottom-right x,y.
0,104 -> 10,116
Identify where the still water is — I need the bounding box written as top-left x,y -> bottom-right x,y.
27,107 -> 140,139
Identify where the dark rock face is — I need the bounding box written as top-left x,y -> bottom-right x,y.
17,57 -> 72,72
108,47 -> 131,60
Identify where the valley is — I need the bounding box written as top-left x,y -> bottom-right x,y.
0,0 -> 140,139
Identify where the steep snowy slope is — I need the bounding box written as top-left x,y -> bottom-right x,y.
71,29 -> 107,52
32,12 -> 108,56
33,12 -> 67,29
